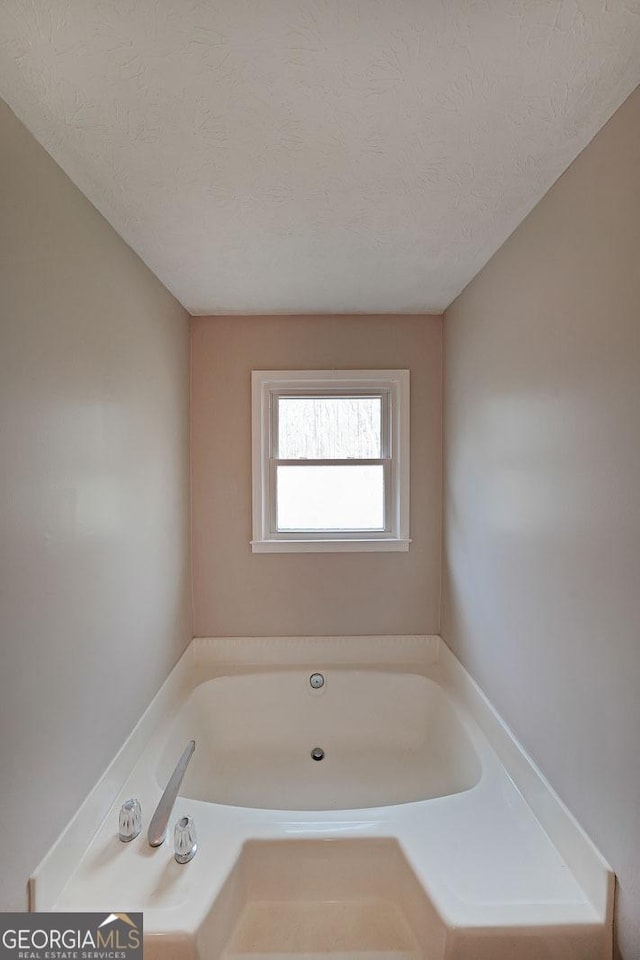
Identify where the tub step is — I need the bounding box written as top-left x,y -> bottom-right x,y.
221,900 -> 424,960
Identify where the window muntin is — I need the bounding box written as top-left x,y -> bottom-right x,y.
251,370 -> 410,553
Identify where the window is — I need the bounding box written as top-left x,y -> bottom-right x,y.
251,370 -> 410,552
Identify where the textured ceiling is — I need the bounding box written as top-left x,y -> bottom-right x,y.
1,2 -> 640,315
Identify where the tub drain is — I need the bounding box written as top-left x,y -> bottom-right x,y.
310,747 -> 325,761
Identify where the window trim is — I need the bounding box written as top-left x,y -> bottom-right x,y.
251,369 -> 410,553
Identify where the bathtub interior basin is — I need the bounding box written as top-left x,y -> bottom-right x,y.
195,838 -> 446,960
156,670 -> 481,809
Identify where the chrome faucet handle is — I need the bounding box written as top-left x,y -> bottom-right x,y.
118,798 -> 142,842
174,816 -> 197,864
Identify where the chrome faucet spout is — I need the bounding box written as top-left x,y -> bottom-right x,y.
148,740 -> 195,847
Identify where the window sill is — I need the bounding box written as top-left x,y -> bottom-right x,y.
250,538 -> 411,554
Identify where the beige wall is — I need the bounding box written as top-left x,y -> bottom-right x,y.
192,314 -> 442,637
0,101 -> 191,910
442,87 -> 640,958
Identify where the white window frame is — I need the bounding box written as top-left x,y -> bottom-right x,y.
251,369 -> 410,553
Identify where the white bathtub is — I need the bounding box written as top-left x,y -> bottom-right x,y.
32,636 -> 614,960
157,670 -> 482,810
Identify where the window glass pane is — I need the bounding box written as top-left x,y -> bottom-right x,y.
277,396 -> 382,459
276,465 -> 384,531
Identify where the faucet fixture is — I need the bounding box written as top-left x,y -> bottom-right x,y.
148,740 -> 195,847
